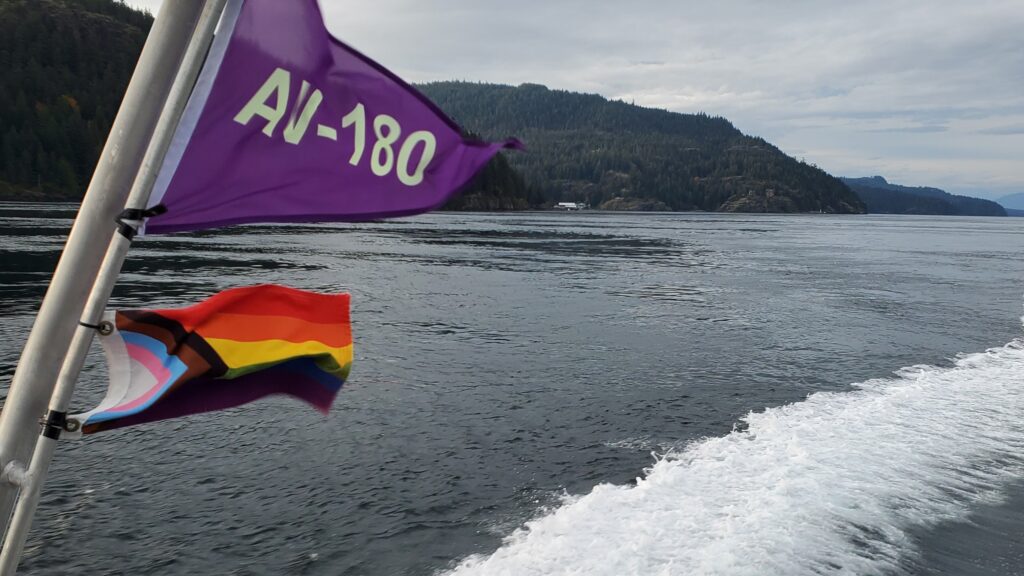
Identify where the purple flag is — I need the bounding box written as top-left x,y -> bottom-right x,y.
144,0 -> 520,234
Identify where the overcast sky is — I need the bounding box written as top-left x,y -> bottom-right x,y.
126,0 -> 1023,200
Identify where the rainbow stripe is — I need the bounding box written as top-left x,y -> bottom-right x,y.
75,285 -> 352,434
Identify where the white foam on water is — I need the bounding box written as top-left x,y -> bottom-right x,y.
446,335 -> 1024,576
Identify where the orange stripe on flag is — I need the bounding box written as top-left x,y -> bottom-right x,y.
194,313 -> 351,347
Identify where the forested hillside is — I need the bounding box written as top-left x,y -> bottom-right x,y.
418,82 -> 865,213
2,1 -> 865,215
0,0 -> 151,200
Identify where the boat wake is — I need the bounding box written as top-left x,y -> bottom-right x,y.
445,325 -> 1024,575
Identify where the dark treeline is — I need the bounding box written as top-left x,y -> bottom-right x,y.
443,150 -> 543,211
418,82 -> 865,213
0,0 -> 151,200
841,177 -> 1006,216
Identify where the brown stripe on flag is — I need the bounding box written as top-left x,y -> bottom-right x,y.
116,310 -> 228,377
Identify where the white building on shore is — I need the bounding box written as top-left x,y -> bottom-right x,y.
555,202 -> 588,210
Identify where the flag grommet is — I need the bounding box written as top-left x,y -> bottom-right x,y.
79,321 -> 114,335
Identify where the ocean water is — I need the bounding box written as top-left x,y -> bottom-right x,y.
1,202 -> 1023,575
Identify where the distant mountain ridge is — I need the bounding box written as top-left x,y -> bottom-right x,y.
841,176 -> 1006,216
996,192 -> 1024,211
418,82 -> 865,214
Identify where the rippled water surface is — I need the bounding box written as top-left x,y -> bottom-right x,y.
2,203 -> 1024,575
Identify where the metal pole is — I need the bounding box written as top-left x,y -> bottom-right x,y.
0,1 -> 230,571
0,0 -> 209,541
0,239 -> 129,572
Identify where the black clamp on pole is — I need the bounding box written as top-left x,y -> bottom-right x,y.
39,410 -> 81,440
40,410 -> 67,440
115,204 -> 167,240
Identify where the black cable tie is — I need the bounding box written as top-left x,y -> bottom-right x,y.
79,320 -> 114,335
116,203 -> 167,240
41,410 -> 67,440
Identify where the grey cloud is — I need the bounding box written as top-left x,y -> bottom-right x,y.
977,125 -> 1024,135
867,125 -> 949,134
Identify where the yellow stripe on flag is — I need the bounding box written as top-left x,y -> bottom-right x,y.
205,338 -> 353,376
